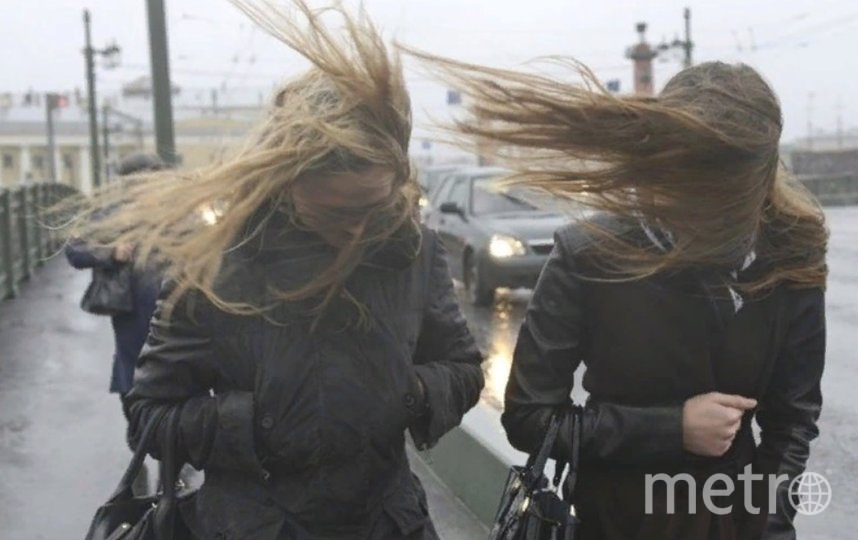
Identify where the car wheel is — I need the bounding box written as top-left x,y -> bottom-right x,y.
464,252 -> 495,307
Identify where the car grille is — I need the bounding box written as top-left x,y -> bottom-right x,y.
529,241 -> 554,255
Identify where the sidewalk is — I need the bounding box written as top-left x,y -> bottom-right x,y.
0,259 -> 486,539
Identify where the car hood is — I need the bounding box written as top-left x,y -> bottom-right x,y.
478,211 -> 569,242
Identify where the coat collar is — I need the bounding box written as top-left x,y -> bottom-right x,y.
638,219 -> 757,314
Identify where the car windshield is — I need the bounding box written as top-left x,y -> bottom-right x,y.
421,168 -> 454,195
471,177 -> 536,215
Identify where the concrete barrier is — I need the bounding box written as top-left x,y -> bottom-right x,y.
414,404 -> 521,526
412,401 -> 577,528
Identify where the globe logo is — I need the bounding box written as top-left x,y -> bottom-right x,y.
789,472 -> 832,516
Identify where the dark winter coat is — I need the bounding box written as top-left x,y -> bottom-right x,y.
124,216 -> 485,540
503,216 -> 825,540
65,241 -> 161,395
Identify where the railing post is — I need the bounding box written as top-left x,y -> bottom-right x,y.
1,190 -> 17,298
50,185 -> 69,253
17,188 -> 32,280
32,184 -> 45,266
45,185 -> 57,253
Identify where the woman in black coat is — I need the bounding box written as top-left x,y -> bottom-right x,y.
417,56 -> 827,539
65,153 -> 168,496
129,217 -> 482,539
65,153 -> 166,400
65,154 -> 164,397
72,2 -> 483,538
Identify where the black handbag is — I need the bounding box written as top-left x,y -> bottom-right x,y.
81,264 -> 134,316
489,407 -> 582,540
85,406 -> 195,540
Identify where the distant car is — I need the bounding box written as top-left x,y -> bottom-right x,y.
417,165 -> 459,213
423,167 -> 568,306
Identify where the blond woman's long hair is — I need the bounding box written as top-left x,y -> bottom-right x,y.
404,51 -> 827,292
58,0 -> 418,319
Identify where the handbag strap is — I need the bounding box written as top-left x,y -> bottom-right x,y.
152,405 -> 185,539
158,405 -> 183,504
563,405 -> 583,498
108,407 -> 169,501
524,413 -> 562,486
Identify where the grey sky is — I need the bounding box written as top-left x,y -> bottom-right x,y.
3,0 -> 857,142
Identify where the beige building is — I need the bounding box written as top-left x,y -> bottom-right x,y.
171,114 -> 258,168
0,82 -> 485,192
0,111 -> 260,193
0,121 -> 103,190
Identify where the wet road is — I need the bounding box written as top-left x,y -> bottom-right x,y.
464,207 -> 858,539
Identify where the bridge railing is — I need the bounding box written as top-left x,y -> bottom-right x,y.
0,183 -> 79,300
799,173 -> 858,207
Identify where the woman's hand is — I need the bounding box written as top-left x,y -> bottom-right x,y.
112,243 -> 135,263
682,392 -> 757,457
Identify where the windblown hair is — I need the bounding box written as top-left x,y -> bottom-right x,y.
404,50 -> 827,292
57,0 -> 417,318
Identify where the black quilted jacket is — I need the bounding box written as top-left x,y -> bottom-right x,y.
125,216 -> 484,540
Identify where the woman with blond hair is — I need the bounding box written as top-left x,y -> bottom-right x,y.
409,52 -> 827,539
70,2 -> 483,538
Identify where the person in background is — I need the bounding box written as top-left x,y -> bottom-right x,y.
65,152 -> 166,493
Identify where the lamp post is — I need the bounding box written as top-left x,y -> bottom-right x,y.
83,10 -> 121,189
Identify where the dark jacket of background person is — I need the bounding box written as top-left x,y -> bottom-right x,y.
64,153 -> 165,395
124,216 -> 485,540
503,216 -> 825,540
64,245 -> 161,396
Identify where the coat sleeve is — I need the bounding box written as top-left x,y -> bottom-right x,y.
502,230 -> 685,465
64,238 -> 119,270
756,288 -> 825,540
409,232 -> 485,450
124,281 -> 266,478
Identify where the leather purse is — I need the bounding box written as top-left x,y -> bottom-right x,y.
80,264 -> 133,316
489,406 -> 582,540
84,406 -> 195,540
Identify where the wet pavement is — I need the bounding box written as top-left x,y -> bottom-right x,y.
464,207 -> 858,539
0,260 -> 486,540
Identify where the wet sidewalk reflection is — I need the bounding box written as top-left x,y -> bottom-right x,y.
457,288 -> 530,410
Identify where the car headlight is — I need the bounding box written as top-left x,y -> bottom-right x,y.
418,195 -> 428,208
489,234 -> 526,258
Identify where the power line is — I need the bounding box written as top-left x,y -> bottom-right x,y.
755,9 -> 858,50
115,63 -> 285,80
718,0 -> 852,35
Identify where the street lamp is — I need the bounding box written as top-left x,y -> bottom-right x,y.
655,8 -> 693,69
100,41 -> 122,70
83,10 -> 121,190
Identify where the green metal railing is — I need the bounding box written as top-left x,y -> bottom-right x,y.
800,174 -> 858,207
0,183 -> 79,300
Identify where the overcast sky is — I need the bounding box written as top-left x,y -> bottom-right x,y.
3,0 -> 857,143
